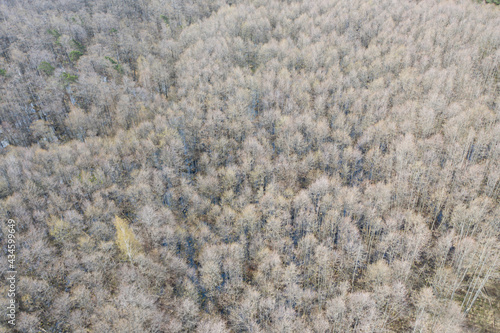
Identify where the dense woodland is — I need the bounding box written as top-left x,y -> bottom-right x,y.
0,0 -> 499,332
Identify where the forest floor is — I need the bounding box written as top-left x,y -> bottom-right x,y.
464,277 -> 500,332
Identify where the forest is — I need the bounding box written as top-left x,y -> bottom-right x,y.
0,0 -> 499,332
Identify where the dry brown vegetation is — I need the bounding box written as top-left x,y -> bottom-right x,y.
0,0 -> 499,332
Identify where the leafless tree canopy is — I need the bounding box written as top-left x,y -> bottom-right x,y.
0,0 -> 499,332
